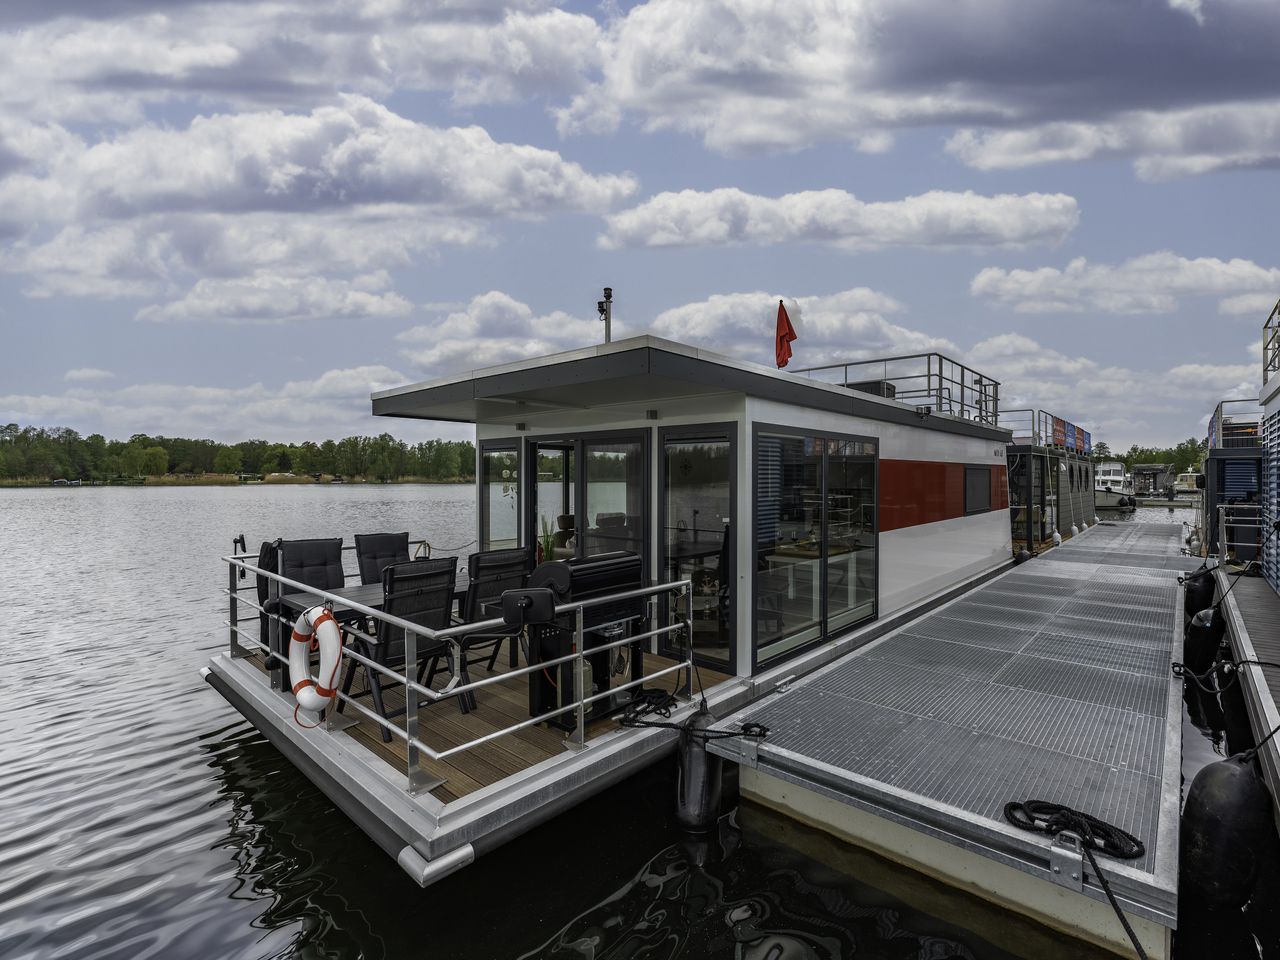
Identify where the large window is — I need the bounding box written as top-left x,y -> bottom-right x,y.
584,439 -> 645,558
480,446 -> 520,550
755,429 -> 877,666
662,430 -> 734,670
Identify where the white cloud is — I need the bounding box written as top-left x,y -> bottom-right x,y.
136,272 -> 412,324
650,287 -> 952,367
63,367 -> 114,382
397,290 -> 600,375
19,95 -> 634,223
0,96 -> 635,318
970,252 -> 1280,315
1219,292 -> 1280,317
556,0 -> 1280,179
0,364 -> 464,443
946,102 -> 1280,180
601,187 -> 1078,250
967,333 -> 1260,445
0,2 -> 601,123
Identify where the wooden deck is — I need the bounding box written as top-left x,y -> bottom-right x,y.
249,644 -> 733,804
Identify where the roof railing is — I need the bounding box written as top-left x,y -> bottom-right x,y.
1208,398 -> 1262,449
1265,298 -> 1280,386
791,352 -> 1001,426
998,408 -> 1092,454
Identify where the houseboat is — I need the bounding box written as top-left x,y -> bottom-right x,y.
203,335 -> 1014,888
1094,459 -> 1135,509
998,407 -> 1097,552
1199,397 -> 1263,561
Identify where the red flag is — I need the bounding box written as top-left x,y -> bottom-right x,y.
775,299 -> 797,368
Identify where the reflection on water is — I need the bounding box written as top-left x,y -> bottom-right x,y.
522,815 -> 1013,960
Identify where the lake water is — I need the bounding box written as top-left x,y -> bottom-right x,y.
0,487 -> 1234,959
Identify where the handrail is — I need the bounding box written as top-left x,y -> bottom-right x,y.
1215,503 -> 1265,562
791,351 -> 1001,425
223,551 -> 695,794
1264,298 -> 1279,387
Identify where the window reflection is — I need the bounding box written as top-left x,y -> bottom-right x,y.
481,448 -> 519,550
755,432 -> 877,664
663,438 -> 732,668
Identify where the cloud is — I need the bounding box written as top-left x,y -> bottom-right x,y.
556,0 -> 1280,179
12,95 -> 634,223
0,364 -> 469,443
1219,293 -> 1280,317
136,272 -> 412,324
601,187 -> 1078,250
946,102 -> 1280,179
63,367 -> 114,382
0,96 -> 635,317
969,332 -> 1260,444
970,252 -> 1280,315
650,287 -> 952,367
397,290 -> 600,375
0,2 -> 601,122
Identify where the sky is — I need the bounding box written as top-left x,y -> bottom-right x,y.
1,0 -> 1278,449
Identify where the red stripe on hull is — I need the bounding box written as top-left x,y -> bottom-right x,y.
879,459 -> 1007,532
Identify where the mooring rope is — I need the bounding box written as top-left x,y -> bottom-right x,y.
1004,800 -> 1147,960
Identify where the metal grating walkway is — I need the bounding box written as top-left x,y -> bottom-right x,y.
712,522 -> 1184,928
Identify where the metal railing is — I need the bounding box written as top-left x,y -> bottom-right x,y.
792,352 -> 1001,425
222,551 -> 694,796
1216,503 -> 1266,564
1265,298 -> 1279,387
999,408 -> 1091,455
1208,398 -> 1262,449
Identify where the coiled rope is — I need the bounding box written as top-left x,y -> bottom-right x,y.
1004,800 -> 1147,960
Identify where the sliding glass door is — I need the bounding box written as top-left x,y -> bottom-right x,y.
754,428 -> 877,667
480,445 -> 520,550
662,428 -> 734,670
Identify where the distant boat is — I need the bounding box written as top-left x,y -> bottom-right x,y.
1173,471 -> 1202,494
1094,460 -> 1134,508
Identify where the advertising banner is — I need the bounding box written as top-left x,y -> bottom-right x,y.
1065,422 -> 1077,450
1083,430 -> 1092,455
1052,417 -> 1066,446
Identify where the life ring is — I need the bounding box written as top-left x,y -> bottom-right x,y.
288,605 -> 344,715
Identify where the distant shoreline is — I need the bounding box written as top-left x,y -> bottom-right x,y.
0,475 -> 473,488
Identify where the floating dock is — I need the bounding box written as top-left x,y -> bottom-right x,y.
710,522 -> 1185,959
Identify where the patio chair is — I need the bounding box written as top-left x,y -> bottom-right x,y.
354,532 -> 411,585
337,557 -> 458,741
451,546 -> 535,709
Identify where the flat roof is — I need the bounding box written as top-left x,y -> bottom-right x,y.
372,335 -> 1010,442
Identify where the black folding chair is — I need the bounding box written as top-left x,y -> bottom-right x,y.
337,557 -> 458,742
354,532 -> 411,586
451,547 -> 535,711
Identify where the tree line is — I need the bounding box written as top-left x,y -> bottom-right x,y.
1090,437 -> 1207,475
0,423 -> 477,482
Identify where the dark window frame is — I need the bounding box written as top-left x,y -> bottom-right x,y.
659,422 -> 738,674
964,464 -> 992,515
751,421 -> 879,674
478,438 -> 522,551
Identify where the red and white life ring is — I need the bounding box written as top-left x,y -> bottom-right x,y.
288,605 -> 344,715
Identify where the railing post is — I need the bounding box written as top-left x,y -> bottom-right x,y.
268,566 -> 282,691
402,627 -> 442,794
570,607 -> 587,748
228,557 -> 249,659
680,583 -> 693,699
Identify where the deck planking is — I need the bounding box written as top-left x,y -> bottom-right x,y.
247,646 -> 732,804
